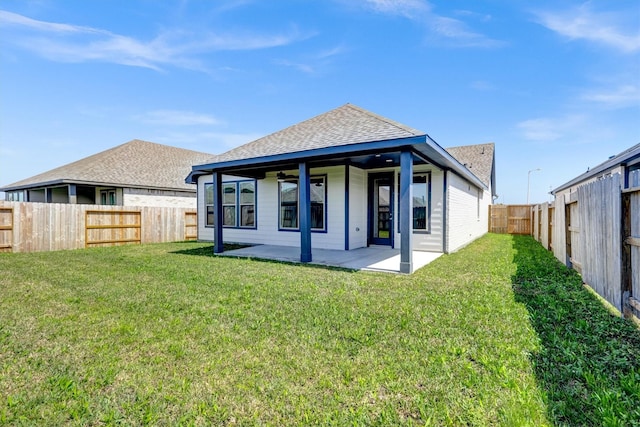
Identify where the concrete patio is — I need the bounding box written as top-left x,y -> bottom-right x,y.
219,244 -> 442,273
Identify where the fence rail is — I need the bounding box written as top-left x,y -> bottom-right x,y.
0,202 -> 197,253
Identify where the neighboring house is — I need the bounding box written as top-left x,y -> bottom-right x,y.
551,142 -> 640,197
188,104 -> 496,272
2,140 -> 215,208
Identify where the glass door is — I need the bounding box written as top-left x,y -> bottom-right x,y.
369,173 -> 393,246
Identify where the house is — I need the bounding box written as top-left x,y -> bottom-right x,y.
2,139 -> 215,208
188,104 -> 496,273
551,142 -> 640,197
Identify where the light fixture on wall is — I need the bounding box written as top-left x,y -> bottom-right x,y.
277,171 -> 297,182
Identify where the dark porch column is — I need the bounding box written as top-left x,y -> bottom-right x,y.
212,172 -> 224,254
299,162 -> 312,262
399,150 -> 413,273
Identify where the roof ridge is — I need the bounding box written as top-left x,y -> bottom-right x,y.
344,103 -> 424,136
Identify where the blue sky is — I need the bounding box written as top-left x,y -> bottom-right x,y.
1,0 -> 638,204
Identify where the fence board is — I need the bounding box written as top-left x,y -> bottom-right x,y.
0,207 -> 13,252
488,205 -> 532,234
185,211 -> 197,240
0,202 -> 196,253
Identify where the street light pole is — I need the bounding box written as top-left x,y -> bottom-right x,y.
527,168 -> 541,205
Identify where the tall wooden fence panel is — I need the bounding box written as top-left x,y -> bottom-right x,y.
624,183 -> 640,316
489,204 -> 507,233
488,205 -> 532,234
576,175 -> 622,311
552,196 -> 566,264
529,173 -> 639,318
0,202 -> 197,253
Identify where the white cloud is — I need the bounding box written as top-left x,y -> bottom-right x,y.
0,10 -> 308,71
517,115 -> 586,142
353,1 -> 503,48
582,84 -> 640,108
275,44 -> 347,74
533,3 -> 640,53
363,0 -> 431,18
430,16 -> 503,48
135,110 -> 222,126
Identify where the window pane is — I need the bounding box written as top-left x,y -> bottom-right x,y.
223,206 -> 236,226
241,205 -> 255,227
310,177 -> 325,230
240,182 -> 255,204
413,175 -> 427,230
222,184 -> 236,205
205,183 -> 213,204
280,181 -> 298,229
206,206 -> 214,226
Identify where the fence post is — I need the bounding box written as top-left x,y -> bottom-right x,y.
621,191 -> 632,318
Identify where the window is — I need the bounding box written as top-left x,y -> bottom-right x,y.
279,180 -> 298,229
239,182 -> 255,227
310,177 -> 326,230
412,174 -> 429,230
205,183 -> 214,226
279,176 -> 326,231
222,183 -> 236,227
100,190 -> 116,205
398,172 -> 431,233
205,180 -> 256,228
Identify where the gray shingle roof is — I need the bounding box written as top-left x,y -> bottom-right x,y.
2,139 -> 217,192
214,103 -> 425,163
445,143 -> 495,188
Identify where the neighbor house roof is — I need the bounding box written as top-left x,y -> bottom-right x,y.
2,139 -> 217,192
446,143 -> 496,190
551,142 -> 640,194
191,104 -> 489,191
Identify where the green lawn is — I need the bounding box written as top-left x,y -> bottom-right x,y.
0,234 -> 638,426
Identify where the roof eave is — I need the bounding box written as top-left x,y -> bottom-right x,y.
551,148 -> 640,194
1,179 -> 196,193
190,134 -> 487,190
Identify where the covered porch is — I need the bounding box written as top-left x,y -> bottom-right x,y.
218,244 -> 442,274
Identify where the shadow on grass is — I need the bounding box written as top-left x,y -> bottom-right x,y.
510,234 -> 640,426
171,244 -> 358,273
170,243 -> 250,257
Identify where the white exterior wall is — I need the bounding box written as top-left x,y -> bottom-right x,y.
348,166 -> 368,250
196,164 -> 489,254
390,166 -> 445,252
123,188 -> 197,208
197,166 -> 346,250
445,171 -> 490,253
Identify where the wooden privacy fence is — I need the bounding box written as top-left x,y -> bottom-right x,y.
488,204 -> 532,234
0,202 -> 197,253
530,173 -> 640,320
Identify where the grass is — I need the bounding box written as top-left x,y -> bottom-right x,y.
0,234 -> 638,425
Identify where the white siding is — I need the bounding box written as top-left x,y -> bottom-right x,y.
123,188 -> 197,208
196,167 -> 346,250
348,166 -> 368,249
445,171 -> 490,253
